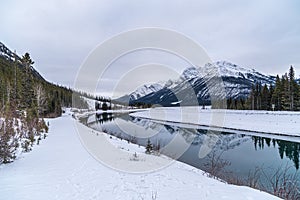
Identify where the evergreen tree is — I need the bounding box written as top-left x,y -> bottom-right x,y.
102,102 -> 108,111
269,84 -> 274,109
288,66 -> 299,111
255,82 -> 262,110
249,84 -> 256,110
227,97 -> 233,109
0,111 -> 18,163
145,139 -> 153,154
11,52 -> 19,112
21,53 -> 35,109
271,75 -> 283,111
294,79 -> 300,111
261,84 -> 270,110
246,66 -> 300,111
281,74 -> 290,110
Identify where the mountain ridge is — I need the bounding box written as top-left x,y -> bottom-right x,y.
116,61 -> 276,106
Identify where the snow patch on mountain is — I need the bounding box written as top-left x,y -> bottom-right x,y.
0,42 -> 18,61
198,61 -> 274,84
130,83 -> 163,100
215,61 -> 256,78
180,66 -> 200,80
123,61 -> 276,106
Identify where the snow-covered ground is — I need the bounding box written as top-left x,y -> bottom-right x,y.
130,107 -> 300,137
0,111 -> 280,200
82,96 -> 96,110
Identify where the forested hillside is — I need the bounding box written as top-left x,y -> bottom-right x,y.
0,53 -> 74,117
0,42 -> 87,164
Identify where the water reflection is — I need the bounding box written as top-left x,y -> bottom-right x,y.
252,136 -> 300,170
95,112 -> 114,124
87,112 -> 300,196
91,112 -> 300,171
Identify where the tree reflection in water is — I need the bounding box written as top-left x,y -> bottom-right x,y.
252,136 -> 300,170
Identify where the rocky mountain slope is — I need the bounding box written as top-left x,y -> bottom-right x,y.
119,61 -> 276,106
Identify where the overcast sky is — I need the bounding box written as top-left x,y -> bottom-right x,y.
1,0 -> 300,97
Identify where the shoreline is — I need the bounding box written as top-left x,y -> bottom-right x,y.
0,111 -> 280,200
130,107 -> 300,137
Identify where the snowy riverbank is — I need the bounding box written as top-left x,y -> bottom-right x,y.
130,107 -> 300,137
0,111 -> 280,200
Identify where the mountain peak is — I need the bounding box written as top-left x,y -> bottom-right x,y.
215,60 -> 255,75
180,66 -> 200,80
195,61 -> 273,83
129,83 -> 163,101
116,60 -> 276,106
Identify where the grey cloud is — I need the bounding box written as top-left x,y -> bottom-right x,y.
1,0 -> 300,96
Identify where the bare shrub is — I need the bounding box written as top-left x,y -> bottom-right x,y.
246,166 -> 262,190
203,150 -> 231,180
261,164 -> 300,199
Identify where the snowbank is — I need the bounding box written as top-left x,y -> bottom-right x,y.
130,107 -> 300,137
0,112 -> 280,200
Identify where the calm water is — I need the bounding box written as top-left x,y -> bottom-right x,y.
85,112 -> 300,193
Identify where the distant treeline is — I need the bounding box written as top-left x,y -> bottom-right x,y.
129,66 -> 300,111
227,66 -> 300,111
95,96 -> 125,110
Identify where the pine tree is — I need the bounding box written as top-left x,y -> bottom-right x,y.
269,84 -> 274,109
281,74 -> 290,110
246,66 -> 300,111
294,79 -> 300,111
261,84 -> 270,110
256,83 -> 262,110
21,53 -> 35,109
102,102 -> 108,111
11,51 -> 18,113
288,66 -> 298,111
145,139 -> 153,154
227,97 -> 233,109
250,84 -> 256,110
271,75 -> 283,111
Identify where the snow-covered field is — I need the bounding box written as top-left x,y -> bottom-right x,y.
130,107 -> 300,137
0,111 -> 280,200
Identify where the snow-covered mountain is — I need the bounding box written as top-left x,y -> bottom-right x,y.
117,61 -> 276,106
202,61 -> 274,84
129,83 -> 163,101
181,66 -> 201,80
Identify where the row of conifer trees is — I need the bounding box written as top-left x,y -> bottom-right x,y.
227,66 -> 300,111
